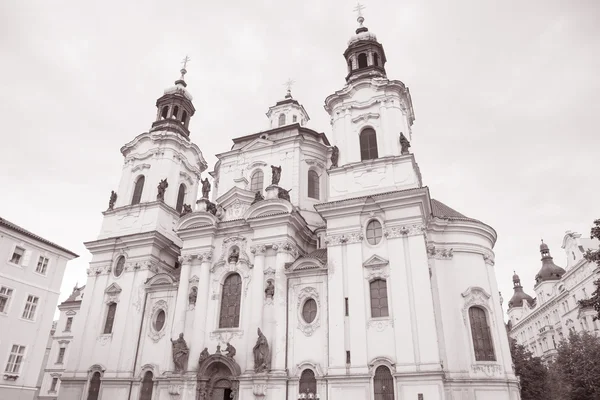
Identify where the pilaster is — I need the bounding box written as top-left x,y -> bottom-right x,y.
272,245 -> 294,372
172,259 -> 192,336
246,246 -> 266,372
189,250 -> 213,366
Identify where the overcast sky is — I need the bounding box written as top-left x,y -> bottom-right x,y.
1,0 -> 598,316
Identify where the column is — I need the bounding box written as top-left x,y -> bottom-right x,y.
272,246 -> 293,372
172,256 -> 192,337
327,245 -> 346,373
189,251 -> 213,366
344,108 -> 354,164
246,246 -> 266,372
379,100 -> 394,157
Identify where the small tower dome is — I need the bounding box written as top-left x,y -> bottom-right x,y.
508,271 -> 535,309
534,240 -> 566,285
265,80 -> 310,129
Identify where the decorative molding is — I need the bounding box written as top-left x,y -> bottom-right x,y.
368,357 -> 397,374
366,267 -> 389,281
179,171 -> 194,186
131,163 -> 151,172
297,287 -> 320,337
426,245 -> 454,260
305,159 -> 326,171
384,224 -> 425,238
461,286 -> 492,325
58,340 -> 70,345
65,310 -> 77,316
483,252 -> 495,266
148,300 -> 168,343
263,267 -> 276,278
104,283 -> 122,304
188,275 -> 199,285
168,384 -> 182,400
253,383 -> 267,397
250,245 -> 267,254
247,161 -> 268,169
97,334 -> 111,346
367,319 -> 394,332
363,254 -> 389,269
471,363 -> 502,377
351,112 -> 380,124
324,231 -> 363,246
212,236 -> 250,273
211,262 -> 252,300
209,330 -> 244,343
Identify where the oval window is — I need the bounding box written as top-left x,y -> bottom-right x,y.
366,220 -> 383,245
302,298 -> 317,323
154,309 -> 166,331
114,256 -> 125,277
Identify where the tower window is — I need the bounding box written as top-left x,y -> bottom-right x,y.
278,113 -> 286,127
307,170 -> 319,199
360,128 -> 379,160
219,273 -> 242,328
250,170 -> 264,193
293,115 -> 297,123
181,110 -> 188,126
103,303 -> 117,334
131,175 -> 145,205
348,58 -> 353,72
176,183 -> 186,213
370,279 -> 389,317
469,306 -> 495,361
373,53 -> 379,66
87,371 -> 101,400
172,105 -> 179,119
358,53 -> 368,68
161,106 -> 169,119
374,366 -> 394,400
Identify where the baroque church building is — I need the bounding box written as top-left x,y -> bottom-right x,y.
59,12 -> 520,400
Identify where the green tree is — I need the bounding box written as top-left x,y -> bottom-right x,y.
579,218 -> 600,321
509,339 -> 549,400
552,331 -> 600,400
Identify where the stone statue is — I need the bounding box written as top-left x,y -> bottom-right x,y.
108,190 -> 117,210
180,204 -> 193,217
251,191 -> 264,205
157,179 -> 169,201
225,342 -> 236,359
188,286 -> 197,306
331,145 -> 339,168
170,333 -> 189,373
215,205 -> 225,220
215,344 -> 221,354
277,187 -> 291,202
201,178 -> 211,199
228,248 -> 239,264
271,165 -> 282,185
265,281 -> 275,299
253,328 -> 270,373
399,132 -> 411,155
199,347 -> 209,363
206,201 -> 217,215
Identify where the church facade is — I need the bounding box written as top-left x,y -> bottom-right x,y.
58,12 -> 520,400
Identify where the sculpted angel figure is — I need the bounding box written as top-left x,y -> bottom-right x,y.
201,178 -> 211,199
108,190 -> 117,210
157,179 -> 169,201
271,165 -> 282,185
399,132 -> 411,155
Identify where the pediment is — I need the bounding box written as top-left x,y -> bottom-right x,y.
104,283 -> 122,294
240,138 -> 273,152
176,212 -> 218,230
215,186 -> 255,208
363,254 -> 389,269
145,273 -> 176,287
244,199 -> 293,220
285,257 -> 326,273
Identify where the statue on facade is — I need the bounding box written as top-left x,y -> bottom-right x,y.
277,187 -> 291,202
228,247 -> 240,264
225,342 -> 236,359
199,348 -> 210,364
251,191 -> 264,205
253,328 -> 270,373
170,333 -> 189,373
330,145 -> 339,168
188,286 -> 197,306
271,165 -> 282,185
206,201 -> 217,215
201,178 -> 211,199
215,344 -> 222,354
215,204 -> 225,220
108,190 -> 117,210
265,281 -> 275,299
157,179 -> 169,201
180,204 -> 193,217
399,132 -> 411,155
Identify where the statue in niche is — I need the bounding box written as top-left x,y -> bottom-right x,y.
253,328 -> 271,373
201,178 -> 211,199
277,187 -> 291,202
228,248 -> 240,264
270,165 -> 282,185
206,201 -> 217,215
157,179 -> 169,201
108,190 -> 117,210
330,145 -> 339,168
251,191 -> 264,205
180,204 -> 192,217
399,132 -> 411,155
170,333 -> 189,373
225,342 -> 236,359
188,286 -> 197,306
265,281 -> 275,299
199,348 -> 209,363
215,344 -> 221,354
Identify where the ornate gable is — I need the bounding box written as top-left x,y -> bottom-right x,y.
363,254 -> 389,269
239,138 -> 273,152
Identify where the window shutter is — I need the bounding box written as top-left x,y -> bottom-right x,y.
22,250 -> 32,267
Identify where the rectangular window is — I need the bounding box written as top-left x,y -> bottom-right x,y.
0,286 -> 14,314
50,377 -> 58,392
65,317 -> 73,332
56,347 -> 66,364
36,256 -> 49,275
346,350 -> 351,364
344,298 -> 349,316
4,345 -> 25,373
370,279 -> 389,318
103,303 -> 117,334
10,246 -> 25,265
22,295 -> 39,320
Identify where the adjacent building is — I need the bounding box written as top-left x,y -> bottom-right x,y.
507,232 -> 600,362
59,9 -> 520,400
0,217 -> 78,400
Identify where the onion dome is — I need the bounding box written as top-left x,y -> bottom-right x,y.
534,240 -> 566,285
508,271 -> 534,308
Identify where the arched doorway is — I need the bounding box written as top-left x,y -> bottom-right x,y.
197,354 -> 241,400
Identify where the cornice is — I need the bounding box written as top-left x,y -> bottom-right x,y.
324,78 -> 410,112
84,228 -> 178,254
427,218 -> 497,248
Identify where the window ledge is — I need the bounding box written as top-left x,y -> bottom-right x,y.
210,328 -> 243,337
6,261 -> 23,268
33,271 -> 48,278
19,317 -> 36,323
3,373 -> 19,381
48,390 -> 57,394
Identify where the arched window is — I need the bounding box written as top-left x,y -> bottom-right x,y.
161,106 -> 169,119
307,170 -> 319,199
114,256 -> 125,277
176,184 -> 186,213
139,371 -> 154,400
278,113 -> 286,127
103,303 -> 117,334
366,220 -> 383,245
250,170 -> 264,193
373,53 -> 379,66
358,53 -> 368,68
469,306 -> 496,361
131,176 -> 145,205
373,366 -> 394,400
87,372 -> 101,400
172,105 -> 179,119
219,273 -> 242,328
360,128 -> 378,160
181,110 -> 188,126
299,369 -> 317,395
370,279 -> 389,317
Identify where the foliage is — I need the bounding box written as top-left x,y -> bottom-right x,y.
580,218 -> 600,321
551,331 -> 600,400
509,339 -> 549,400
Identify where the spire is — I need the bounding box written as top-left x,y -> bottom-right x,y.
508,270 -> 534,309
283,78 -> 295,99
265,79 -> 309,129
353,1 -> 368,33
175,55 -> 190,87
534,240 -> 566,285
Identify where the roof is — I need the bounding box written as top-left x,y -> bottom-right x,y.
430,199 -> 483,223
304,249 -> 327,263
63,285 -> 86,303
0,217 -> 79,258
